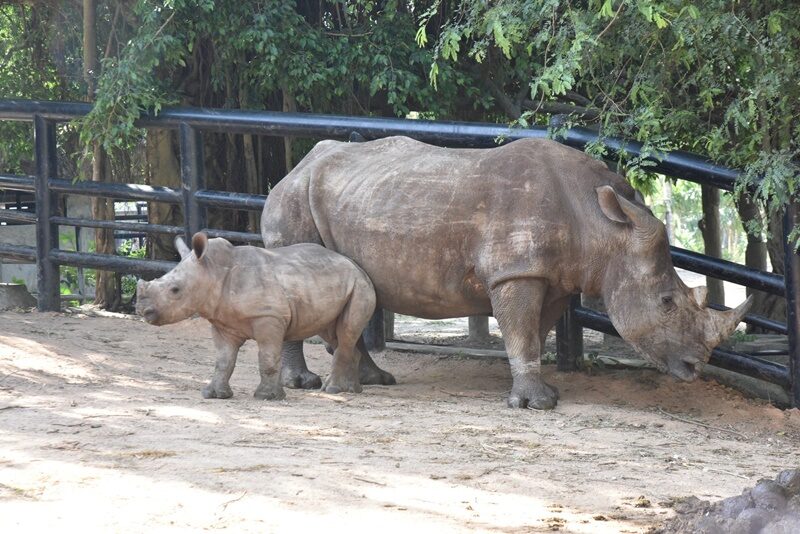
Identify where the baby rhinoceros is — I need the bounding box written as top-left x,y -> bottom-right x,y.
135,232 -> 376,400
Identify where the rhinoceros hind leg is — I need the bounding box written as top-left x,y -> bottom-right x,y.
322,340 -> 362,394
491,277 -> 559,410
280,340 -> 323,389
322,356 -> 363,394
254,381 -> 286,400
202,383 -> 233,399
356,337 -> 397,385
507,378 -> 559,409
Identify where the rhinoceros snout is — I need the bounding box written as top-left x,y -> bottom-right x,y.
140,306 -> 160,325
668,355 -> 704,382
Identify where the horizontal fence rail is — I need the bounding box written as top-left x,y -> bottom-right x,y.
0,99 -> 797,407
0,99 -> 741,190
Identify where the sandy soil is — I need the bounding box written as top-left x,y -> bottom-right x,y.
1,309 -> 799,533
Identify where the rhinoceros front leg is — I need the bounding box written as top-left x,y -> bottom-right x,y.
253,319 -> 287,401
202,326 -> 244,399
490,278 -> 559,410
280,340 -> 323,389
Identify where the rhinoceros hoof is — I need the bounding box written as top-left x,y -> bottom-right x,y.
321,376 -> 363,394
281,368 -> 323,390
360,367 -> 397,386
202,383 -> 233,399
507,380 -> 559,410
253,383 -> 286,401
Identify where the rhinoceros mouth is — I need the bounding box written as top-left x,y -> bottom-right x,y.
141,307 -> 160,325
668,356 -> 703,382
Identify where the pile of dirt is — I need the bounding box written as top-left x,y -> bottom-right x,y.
656,469 -> 800,533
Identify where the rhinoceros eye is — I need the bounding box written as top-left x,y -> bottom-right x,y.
661,295 -> 674,306
170,286 -> 180,295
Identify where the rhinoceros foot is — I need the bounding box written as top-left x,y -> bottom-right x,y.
360,366 -> 396,386
281,367 -> 323,390
508,377 -> 559,410
254,381 -> 286,401
321,374 -> 363,394
201,382 -> 233,399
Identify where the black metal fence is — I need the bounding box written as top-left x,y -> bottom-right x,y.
0,99 -> 798,407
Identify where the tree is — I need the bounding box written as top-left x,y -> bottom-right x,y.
423,0 -> 800,322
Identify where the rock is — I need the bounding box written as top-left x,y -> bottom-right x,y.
692,516 -> 727,534
0,283 -> 36,311
750,480 -> 787,510
673,495 -> 709,515
718,493 -> 755,519
776,469 -> 800,495
658,472 -> 800,534
734,508 -> 775,533
766,515 -> 800,534
787,495 -> 800,514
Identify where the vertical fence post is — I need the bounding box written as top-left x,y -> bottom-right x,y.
33,115 -> 60,311
556,294 -> 583,371
348,130 -> 385,352
784,202 -> 800,407
179,123 -> 206,240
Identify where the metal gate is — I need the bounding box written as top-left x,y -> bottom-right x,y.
0,99 -> 797,406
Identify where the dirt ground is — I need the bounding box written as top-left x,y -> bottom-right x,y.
2,309 -> 800,533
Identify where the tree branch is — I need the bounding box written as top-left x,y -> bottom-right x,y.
522,99 -> 600,120
596,1 -> 625,41
485,76 -> 522,118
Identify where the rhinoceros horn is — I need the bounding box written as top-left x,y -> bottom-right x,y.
691,286 -> 709,307
174,236 -> 191,259
706,295 -> 754,348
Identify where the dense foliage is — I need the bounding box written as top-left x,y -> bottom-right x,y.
423,0 -> 800,233
81,0 -> 489,152
0,3 -> 82,173
1,1 -> 798,260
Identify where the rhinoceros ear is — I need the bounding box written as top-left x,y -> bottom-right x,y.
191,232 -> 209,261
175,236 -> 191,259
596,186 -> 629,223
597,185 -> 660,237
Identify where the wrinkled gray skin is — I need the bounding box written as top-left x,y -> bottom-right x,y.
261,136 -> 752,409
136,233 -> 376,400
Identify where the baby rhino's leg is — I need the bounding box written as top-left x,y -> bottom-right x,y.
321,284 -> 375,394
203,327 -> 244,399
252,318 -> 288,400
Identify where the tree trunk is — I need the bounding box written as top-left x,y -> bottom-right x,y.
84,0 -> 119,309
384,311 -> 395,340
90,145 -> 120,309
761,205 -> 788,324
736,197 -> 773,332
144,129 -> 182,262
240,82 -> 261,233
663,178 -> 673,243
699,185 -> 724,304
243,134 -> 260,233
282,88 -> 296,171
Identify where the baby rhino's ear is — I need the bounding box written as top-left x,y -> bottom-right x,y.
191,232 -> 209,260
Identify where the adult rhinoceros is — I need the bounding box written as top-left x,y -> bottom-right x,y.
261,136 -> 751,409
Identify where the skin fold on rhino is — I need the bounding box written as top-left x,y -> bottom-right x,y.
261,136 -> 752,410
136,234 -> 377,400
